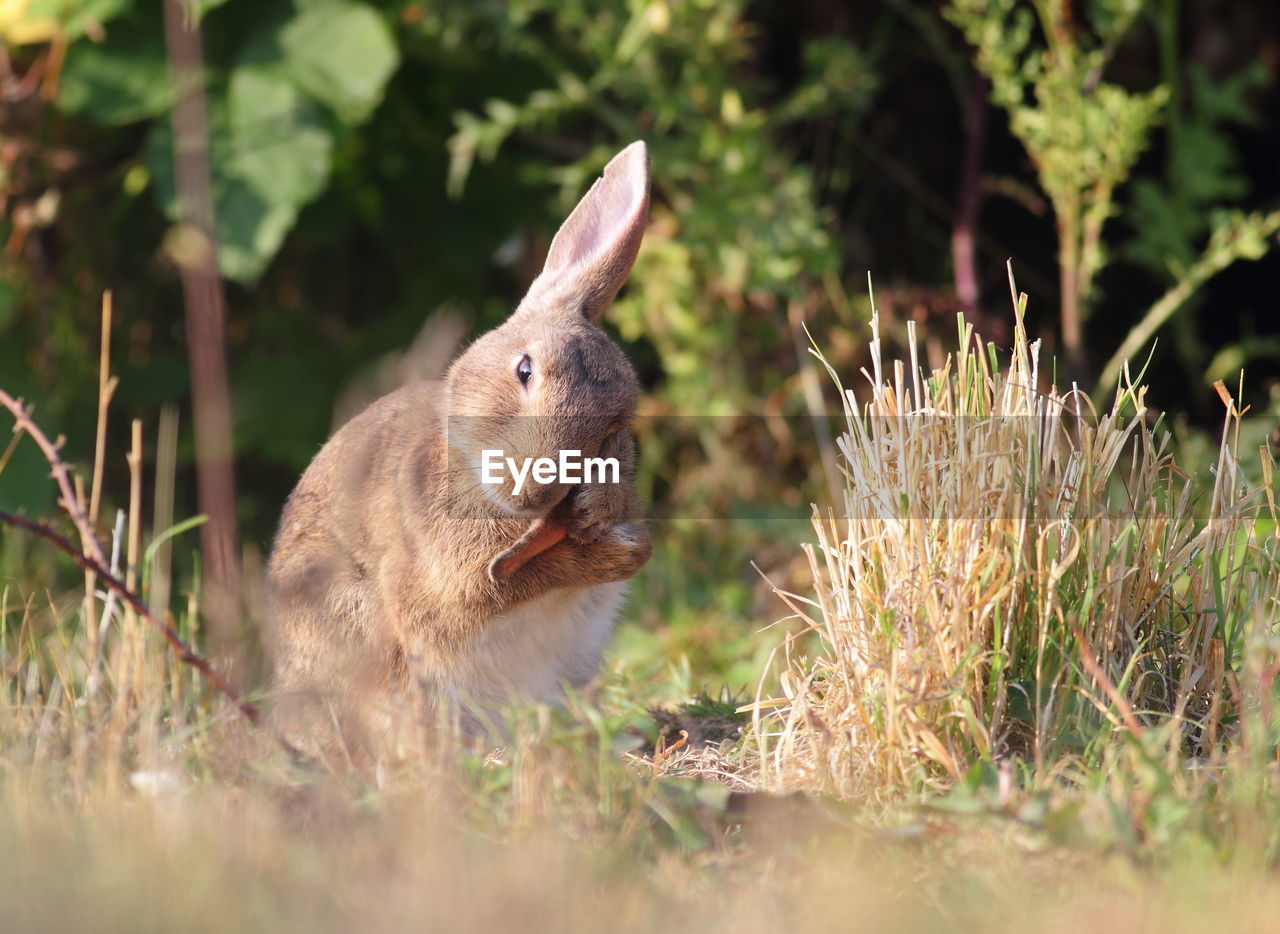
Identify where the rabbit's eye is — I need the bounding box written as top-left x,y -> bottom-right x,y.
516,354 -> 533,386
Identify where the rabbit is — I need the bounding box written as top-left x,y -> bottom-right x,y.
265,141 -> 653,751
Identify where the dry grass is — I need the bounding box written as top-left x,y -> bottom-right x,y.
750,277 -> 1280,798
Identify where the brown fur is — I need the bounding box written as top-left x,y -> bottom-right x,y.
266,142 -> 653,751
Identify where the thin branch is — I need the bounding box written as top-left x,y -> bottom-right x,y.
1096,209 -> 1280,395
0,388 -> 107,568
0,509 -> 260,726
0,388 -> 268,732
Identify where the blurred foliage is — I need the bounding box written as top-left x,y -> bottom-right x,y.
0,0 -> 129,45
1098,206 -> 1280,391
947,0 -> 1279,378
1125,63 -> 1270,277
947,0 -> 1167,365
1120,0 -> 1276,386
59,0 -> 400,281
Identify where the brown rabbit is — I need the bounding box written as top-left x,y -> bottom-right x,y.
266,142 -> 653,747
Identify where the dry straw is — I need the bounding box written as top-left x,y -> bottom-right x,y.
750,273 -> 1276,796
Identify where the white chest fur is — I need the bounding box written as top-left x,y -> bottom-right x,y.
444,581 -> 628,708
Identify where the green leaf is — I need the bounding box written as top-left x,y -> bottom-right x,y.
24,0 -> 133,40
1088,0 -> 1143,44
57,27 -> 170,125
147,64 -> 335,283
193,0 -> 231,16
226,65 -> 334,208
280,0 -> 399,125
142,514 -> 208,579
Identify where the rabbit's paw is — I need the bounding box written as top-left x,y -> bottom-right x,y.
594,521 -> 651,577
565,483 -> 627,543
562,429 -> 639,544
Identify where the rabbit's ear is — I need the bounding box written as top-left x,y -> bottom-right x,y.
536,141 -> 650,323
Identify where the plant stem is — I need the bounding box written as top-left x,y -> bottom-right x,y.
1096,211 -> 1280,394
163,0 -> 243,673
952,76 -> 989,311
1057,193 -> 1084,372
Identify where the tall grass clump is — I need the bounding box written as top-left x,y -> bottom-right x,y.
753,277 -> 1279,797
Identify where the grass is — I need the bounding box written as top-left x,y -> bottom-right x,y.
3,283 -> 1280,931
748,280 -> 1280,805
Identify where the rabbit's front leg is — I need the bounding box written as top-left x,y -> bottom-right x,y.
522,518 -> 651,589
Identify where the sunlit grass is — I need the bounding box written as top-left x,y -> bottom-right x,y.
748,279 -> 1280,821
